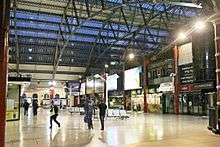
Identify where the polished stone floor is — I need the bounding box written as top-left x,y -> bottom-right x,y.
5,108 -> 220,147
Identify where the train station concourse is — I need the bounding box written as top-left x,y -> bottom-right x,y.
1,0 -> 220,147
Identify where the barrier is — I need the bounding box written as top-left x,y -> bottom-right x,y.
107,109 -> 129,119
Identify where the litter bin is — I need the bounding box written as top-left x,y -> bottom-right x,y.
208,107 -> 216,131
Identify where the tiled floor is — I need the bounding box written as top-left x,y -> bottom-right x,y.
5,108 -> 220,147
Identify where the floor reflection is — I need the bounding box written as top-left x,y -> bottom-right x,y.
5,108 -> 220,147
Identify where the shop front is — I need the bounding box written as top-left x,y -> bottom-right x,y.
148,86 -> 161,113
179,82 -> 215,116
6,77 -> 31,121
108,91 -> 124,109
159,82 -> 175,114
6,83 -> 21,121
124,89 -> 144,111
147,82 -> 174,113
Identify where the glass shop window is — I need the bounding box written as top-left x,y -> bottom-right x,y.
6,84 -> 20,121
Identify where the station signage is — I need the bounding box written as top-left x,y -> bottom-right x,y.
179,84 -> 193,92
158,82 -> 174,92
193,82 -> 214,91
179,63 -> 193,84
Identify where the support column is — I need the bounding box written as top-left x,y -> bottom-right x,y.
212,12 -> 220,133
0,0 -> 10,146
123,62 -> 126,110
143,57 -> 149,113
104,73 -> 108,108
173,45 -> 179,114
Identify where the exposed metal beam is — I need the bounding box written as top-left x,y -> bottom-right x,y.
52,1 -> 140,77
72,0 -> 79,25
85,0 -> 91,17
93,4 -> 178,64
83,9 -> 116,77
9,69 -> 83,75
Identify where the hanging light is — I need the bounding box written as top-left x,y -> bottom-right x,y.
48,80 -> 56,86
105,64 -> 109,68
177,32 -> 187,40
194,20 -> 206,31
128,53 -> 135,60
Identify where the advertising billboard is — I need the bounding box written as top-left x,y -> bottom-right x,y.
107,74 -> 119,91
95,78 -> 104,93
124,66 -> 142,90
69,82 -> 80,95
86,77 -> 94,94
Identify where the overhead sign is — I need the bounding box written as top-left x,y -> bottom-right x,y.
193,82 -> 214,91
158,82 -> 174,92
179,84 -> 193,92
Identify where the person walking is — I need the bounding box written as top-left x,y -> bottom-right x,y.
32,100 -> 38,116
98,99 -> 107,130
50,102 -> 60,129
23,100 -> 29,116
84,96 -> 94,130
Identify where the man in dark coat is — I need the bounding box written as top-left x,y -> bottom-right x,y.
23,100 -> 29,116
50,102 -> 60,129
32,100 -> 38,116
98,99 -> 107,130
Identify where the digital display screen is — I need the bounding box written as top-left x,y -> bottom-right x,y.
124,66 -> 142,90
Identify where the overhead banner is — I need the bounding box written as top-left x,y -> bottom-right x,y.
158,82 -> 174,92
